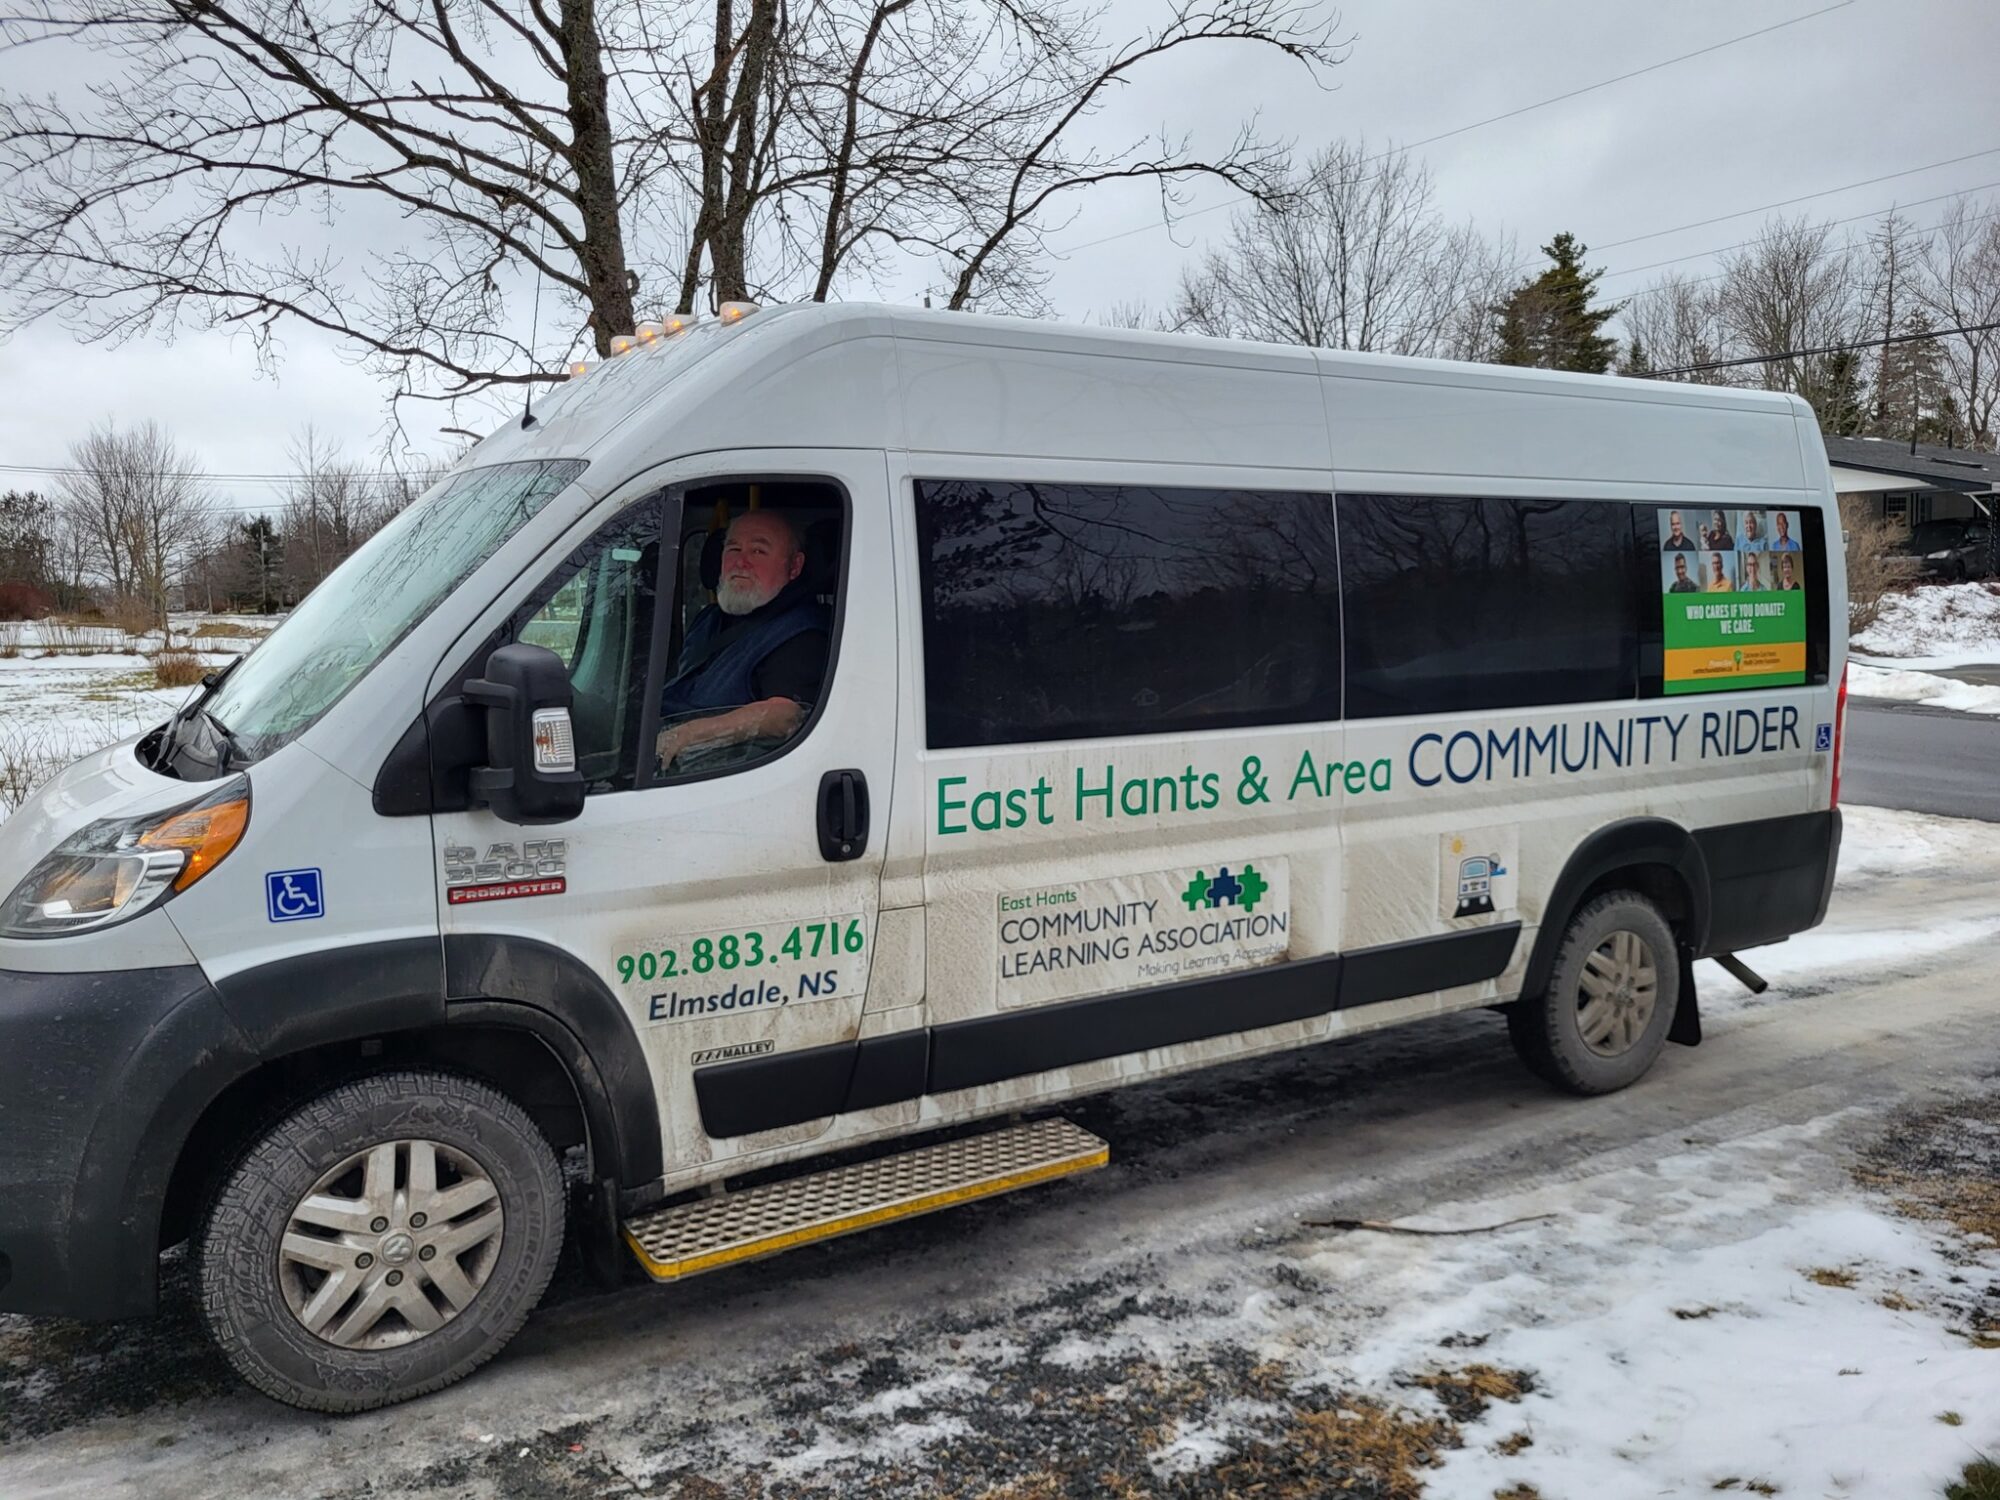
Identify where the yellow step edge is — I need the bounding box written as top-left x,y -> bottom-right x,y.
624,1144 -> 1109,1282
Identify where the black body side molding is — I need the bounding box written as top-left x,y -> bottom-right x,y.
695,924 -> 1520,1139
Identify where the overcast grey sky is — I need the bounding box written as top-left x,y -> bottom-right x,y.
2,0 -> 1997,518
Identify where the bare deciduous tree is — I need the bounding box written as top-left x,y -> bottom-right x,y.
54,421 -> 216,625
1712,215 -> 1867,414
1161,139 -> 1506,357
1622,271 -> 1729,382
1915,196 -> 2000,447
2,0 -> 1345,415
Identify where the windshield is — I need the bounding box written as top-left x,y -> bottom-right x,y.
203,458 -> 587,760
1909,521 -> 1966,549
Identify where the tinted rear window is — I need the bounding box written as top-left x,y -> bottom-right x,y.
915,479 -> 1342,748
1338,494 -> 1640,718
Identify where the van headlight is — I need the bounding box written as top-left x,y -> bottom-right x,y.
0,778 -> 250,937
1927,549 -> 1952,560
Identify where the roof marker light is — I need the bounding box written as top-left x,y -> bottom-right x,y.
635,320 -> 666,344
567,360 -> 596,379
717,300 -> 761,324
662,313 -> 695,336
609,333 -> 638,356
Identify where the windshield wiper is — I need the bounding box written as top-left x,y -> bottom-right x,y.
206,709 -> 248,774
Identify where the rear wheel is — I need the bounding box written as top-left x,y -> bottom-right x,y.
1508,892 -> 1678,1095
193,1070 -> 565,1412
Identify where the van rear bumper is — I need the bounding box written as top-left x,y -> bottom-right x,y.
0,963 -> 248,1321
1693,807 -> 1842,956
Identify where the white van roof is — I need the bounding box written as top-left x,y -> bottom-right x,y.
461,302 -> 1818,496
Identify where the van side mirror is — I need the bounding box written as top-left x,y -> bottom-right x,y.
462,643 -> 585,825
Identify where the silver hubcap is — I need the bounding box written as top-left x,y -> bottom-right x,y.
1576,929 -> 1659,1057
278,1139 -> 504,1350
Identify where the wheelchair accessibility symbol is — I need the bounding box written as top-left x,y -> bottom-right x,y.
266,868 -> 325,923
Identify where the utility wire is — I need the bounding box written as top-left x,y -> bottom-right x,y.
1598,184 -> 2000,286
1050,0 -> 1859,258
1644,319 -> 2000,377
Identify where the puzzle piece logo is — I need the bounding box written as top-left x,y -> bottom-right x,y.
1180,863 -> 1269,913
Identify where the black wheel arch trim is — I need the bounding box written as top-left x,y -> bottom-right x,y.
1522,817 -> 1713,1003
208,933 -> 661,1190
442,933 -> 663,1187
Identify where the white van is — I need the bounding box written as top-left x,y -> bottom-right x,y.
0,304 -> 1846,1410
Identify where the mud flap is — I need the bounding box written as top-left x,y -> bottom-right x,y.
574,1175 -> 634,1288
1668,945 -> 1702,1047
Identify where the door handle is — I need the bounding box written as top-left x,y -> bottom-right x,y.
817,769 -> 870,862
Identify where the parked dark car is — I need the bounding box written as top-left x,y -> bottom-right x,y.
1900,519 -> 1996,581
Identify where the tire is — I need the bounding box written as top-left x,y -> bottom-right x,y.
1508,892 -> 1678,1096
192,1070 -> 565,1413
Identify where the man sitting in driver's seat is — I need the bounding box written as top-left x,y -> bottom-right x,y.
656,510 -> 831,770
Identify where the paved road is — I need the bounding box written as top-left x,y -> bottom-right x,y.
1844,696 -> 2000,822
3,809 -> 1998,1499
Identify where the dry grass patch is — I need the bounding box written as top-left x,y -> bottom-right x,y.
1948,1457 -> 2000,1500
1493,1430 -> 1533,1456
150,648 -> 206,689
1673,1305 -> 1721,1320
1804,1267 -> 1858,1289
1857,1092 -> 2000,1251
1204,1400 -> 1456,1500
1404,1363 -> 1535,1423
1880,1291 -> 1920,1311
1494,1486 -> 1542,1500
189,618 -> 272,638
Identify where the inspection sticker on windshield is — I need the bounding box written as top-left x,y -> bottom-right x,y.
620,916 -> 871,1024
996,860 -> 1290,1008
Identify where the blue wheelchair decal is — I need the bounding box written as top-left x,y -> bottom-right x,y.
1814,722 -> 1833,752
266,868 -> 326,923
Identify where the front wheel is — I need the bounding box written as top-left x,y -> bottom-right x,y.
192,1070 -> 565,1412
1508,892 -> 1679,1095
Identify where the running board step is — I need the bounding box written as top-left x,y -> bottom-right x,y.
622,1117 -> 1108,1282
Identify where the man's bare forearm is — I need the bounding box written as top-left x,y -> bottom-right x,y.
662,697 -> 804,758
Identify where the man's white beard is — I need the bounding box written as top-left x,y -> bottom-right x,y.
718,575 -> 781,616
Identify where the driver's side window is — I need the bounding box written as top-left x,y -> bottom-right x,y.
511,498 -> 663,794
654,479 -> 844,782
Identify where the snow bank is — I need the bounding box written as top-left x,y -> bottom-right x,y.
1847,662 -> 2000,715
1851,580 -> 2000,660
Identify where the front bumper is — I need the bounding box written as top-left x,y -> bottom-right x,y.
0,964 -> 254,1320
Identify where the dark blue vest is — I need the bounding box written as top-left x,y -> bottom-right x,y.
660,592 -> 830,718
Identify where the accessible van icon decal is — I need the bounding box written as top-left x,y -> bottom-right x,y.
266,868 -> 324,923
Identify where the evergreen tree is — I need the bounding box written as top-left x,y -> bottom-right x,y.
0,489 -> 54,587
218,515 -> 284,614
1872,312 -> 1960,445
1619,336 -> 1652,377
1490,232 -> 1622,373
1809,349 -> 1867,436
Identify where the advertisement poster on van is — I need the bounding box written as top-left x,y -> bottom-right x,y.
1657,508 -> 1809,694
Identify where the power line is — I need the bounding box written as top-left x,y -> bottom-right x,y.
1598,183 -> 2000,286
1584,146 -> 2000,258
1644,319 -> 2000,377
1051,0 -> 1859,258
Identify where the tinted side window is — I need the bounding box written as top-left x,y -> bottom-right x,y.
915,480 -> 1342,749
1339,495 -> 1639,718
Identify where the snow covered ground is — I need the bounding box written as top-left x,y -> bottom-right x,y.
1847,662 -> 2000,716
0,613 -> 272,813
1851,579 -> 2000,662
